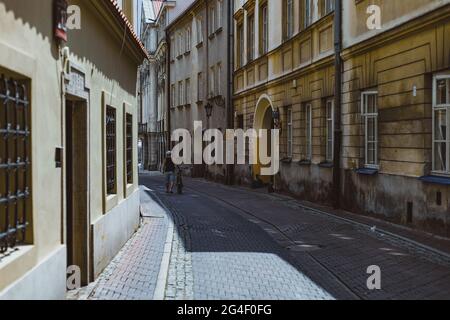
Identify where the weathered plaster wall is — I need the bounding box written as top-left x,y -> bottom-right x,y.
0,0 -> 66,297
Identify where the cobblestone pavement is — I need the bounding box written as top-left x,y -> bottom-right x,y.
79,186 -> 170,300
139,174 -> 450,300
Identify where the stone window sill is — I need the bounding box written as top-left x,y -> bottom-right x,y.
356,168 -> 379,176
319,161 -> 333,168
419,175 -> 450,185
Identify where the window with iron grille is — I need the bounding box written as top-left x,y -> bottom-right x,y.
126,113 -> 133,184
0,74 -> 31,255
106,106 -> 117,195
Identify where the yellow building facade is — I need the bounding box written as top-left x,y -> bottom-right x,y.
233,0 -> 450,236
0,0 -> 146,299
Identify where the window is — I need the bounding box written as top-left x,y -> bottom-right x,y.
326,99 -> 334,162
0,75 -> 31,254
125,113 -> 133,184
284,0 -> 294,40
247,14 -> 255,62
304,0 -> 313,28
433,75 -> 450,174
179,33 -> 184,55
185,79 -> 191,104
170,36 -> 175,60
196,17 -> 204,44
236,114 -> 244,129
197,72 -> 203,102
209,5 -> 216,35
186,27 -> 191,52
178,81 -> 184,106
209,66 -> 215,97
287,107 -> 293,158
323,0 -> 334,16
237,23 -> 244,67
216,63 -> 222,96
217,0 -> 223,29
171,84 -> 176,107
260,3 -> 268,55
361,92 -> 378,167
106,106 -> 117,195
305,104 -> 312,160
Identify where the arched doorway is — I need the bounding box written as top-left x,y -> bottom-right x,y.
253,94 -> 275,184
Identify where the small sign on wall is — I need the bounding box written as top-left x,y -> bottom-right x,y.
54,0 -> 68,43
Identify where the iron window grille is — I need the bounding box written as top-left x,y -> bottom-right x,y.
106,106 -> 116,195
126,113 -> 133,184
0,75 -> 31,255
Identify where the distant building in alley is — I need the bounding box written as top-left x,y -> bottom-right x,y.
139,0 -> 186,171
0,0 -> 147,299
167,0 -> 232,181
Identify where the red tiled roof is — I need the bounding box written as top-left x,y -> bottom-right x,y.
106,0 -> 150,60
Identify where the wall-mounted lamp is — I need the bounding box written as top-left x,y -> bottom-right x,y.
272,108 -> 281,129
205,103 -> 213,119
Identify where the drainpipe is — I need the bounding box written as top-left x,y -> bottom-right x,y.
226,0 -> 235,185
333,0 -> 342,209
205,0 -> 210,179
166,29 -> 171,155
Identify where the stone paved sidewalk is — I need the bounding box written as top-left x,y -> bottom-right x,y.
68,185 -> 171,300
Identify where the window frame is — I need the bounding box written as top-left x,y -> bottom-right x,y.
171,84 -> 176,108
217,0 -> 223,30
186,26 -> 191,53
196,17 -> 204,45
284,0 -> 294,40
326,99 -> 334,162
322,0 -> 334,16
178,81 -> 184,106
197,72 -> 203,102
361,91 -> 379,169
287,107 -> 293,158
105,104 -> 118,197
237,22 -> 245,68
216,63 -> 222,96
185,78 -> 191,105
209,5 -> 216,36
304,0 -> 313,29
247,13 -> 255,62
305,103 -> 312,161
0,74 -> 32,254
432,74 -> 450,176
210,66 -> 215,97
123,107 -> 134,198
260,2 -> 269,55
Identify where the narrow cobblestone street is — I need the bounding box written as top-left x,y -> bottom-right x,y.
80,172 -> 450,300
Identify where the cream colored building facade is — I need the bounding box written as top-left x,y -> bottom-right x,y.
0,0 -> 146,299
233,0 -> 450,236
